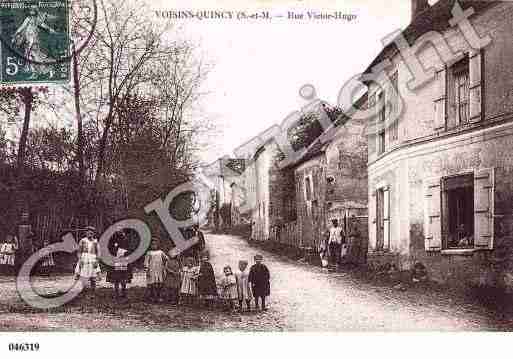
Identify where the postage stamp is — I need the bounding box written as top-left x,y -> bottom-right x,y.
0,0 -> 70,85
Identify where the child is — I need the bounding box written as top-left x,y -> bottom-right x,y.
197,253 -> 218,308
40,238 -> 55,275
106,237 -> 133,299
0,234 -> 18,275
180,257 -> 199,305
74,226 -> 101,293
144,239 -> 169,303
219,265 -> 238,311
318,237 -> 329,269
235,260 -> 252,312
248,254 -> 270,311
164,248 -> 182,305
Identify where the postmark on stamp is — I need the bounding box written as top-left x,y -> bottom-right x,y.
0,0 -> 71,85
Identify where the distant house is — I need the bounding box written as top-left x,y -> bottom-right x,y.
364,0 -> 513,286
202,157 -> 245,229
241,100 -> 368,252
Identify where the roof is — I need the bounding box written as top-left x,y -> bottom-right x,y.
285,93 -> 368,169
364,0 -> 497,75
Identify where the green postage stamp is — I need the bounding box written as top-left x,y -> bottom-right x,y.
0,0 -> 70,85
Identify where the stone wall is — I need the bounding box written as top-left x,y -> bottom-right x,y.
294,156 -> 327,249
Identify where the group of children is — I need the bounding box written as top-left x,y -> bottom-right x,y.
69,226 -> 273,312
0,233 -> 55,275
142,239 -> 271,311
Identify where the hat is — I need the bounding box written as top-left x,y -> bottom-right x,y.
254,254 -> 263,260
85,226 -> 96,232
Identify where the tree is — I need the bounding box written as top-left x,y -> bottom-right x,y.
26,126 -> 75,172
0,87 -> 48,177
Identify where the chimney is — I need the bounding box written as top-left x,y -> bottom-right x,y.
411,0 -> 430,21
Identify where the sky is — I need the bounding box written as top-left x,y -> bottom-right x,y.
149,1 -> 423,163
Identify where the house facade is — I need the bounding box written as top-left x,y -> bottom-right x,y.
366,0 -> 513,286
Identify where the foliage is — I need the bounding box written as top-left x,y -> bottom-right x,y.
0,0 -> 214,234
288,112 -> 323,152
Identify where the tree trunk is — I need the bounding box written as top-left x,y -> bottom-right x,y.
94,108 -> 116,190
73,45 -> 85,184
14,87 -> 33,226
16,87 -> 33,179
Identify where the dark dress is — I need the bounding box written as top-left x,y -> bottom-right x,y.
106,244 -> 133,284
248,263 -> 270,298
197,231 -> 206,252
197,261 -> 218,297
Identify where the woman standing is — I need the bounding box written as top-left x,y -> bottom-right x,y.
74,226 -> 101,293
346,215 -> 362,266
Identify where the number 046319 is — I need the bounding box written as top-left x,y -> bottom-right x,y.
8,343 -> 40,352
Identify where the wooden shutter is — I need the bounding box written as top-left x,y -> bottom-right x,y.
474,169 -> 494,249
368,93 -> 377,155
425,178 -> 442,251
434,67 -> 447,132
369,190 -> 377,251
469,50 -> 483,123
388,72 -> 399,143
383,186 -> 391,250
376,91 -> 384,153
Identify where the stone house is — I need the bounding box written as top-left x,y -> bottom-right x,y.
240,101 -> 368,252
241,138 -> 296,243
291,103 -> 369,251
365,0 -> 513,286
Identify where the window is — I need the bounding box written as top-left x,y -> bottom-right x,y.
312,200 -> 319,221
448,57 -> 470,128
378,132 -> 386,155
304,177 -> 312,201
442,174 -> 474,249
424,169 -> 494,252
377,91 -> 386,155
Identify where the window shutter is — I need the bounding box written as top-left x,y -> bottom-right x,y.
383,187 -> 391,250
369,190 -> 377,251
447,65 -> 456,128
310,175 -> 315,201
474,169 -> 494,249
387,75 -> 399,143
368,93 -> 377,155
425,178 -> 442,251
376,91 -> 383,152
434,67 -> 447,132
469,49 -> 483,123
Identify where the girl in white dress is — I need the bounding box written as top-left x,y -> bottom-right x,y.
74,227 -> 101,292
220,265 -> 238,311
180,257 -> 199,305
1,235 -> 18,274
144,240 -> 169,302
235,260 -> 253,312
